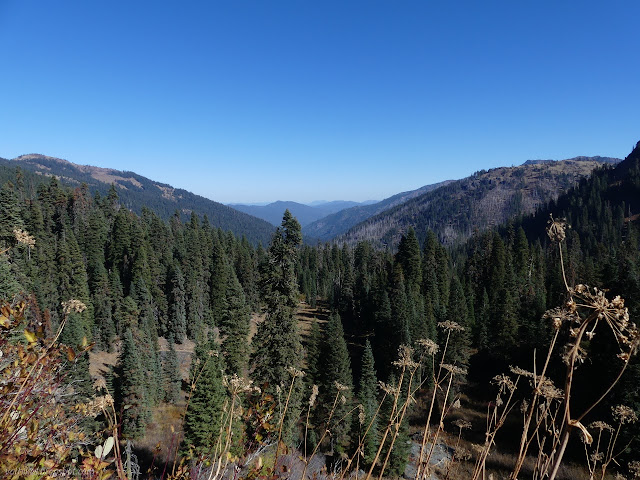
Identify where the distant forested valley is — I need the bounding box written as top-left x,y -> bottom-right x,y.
1,142 -> 640,479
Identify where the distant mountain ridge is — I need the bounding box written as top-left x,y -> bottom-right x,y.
522,155 -> 621,166
302,180 -> 455,241
336,156 -> 622,248
230,200 -> 373,227
2,154 -> 275,245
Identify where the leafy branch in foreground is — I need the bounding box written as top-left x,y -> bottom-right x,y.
0,297 -> 103,480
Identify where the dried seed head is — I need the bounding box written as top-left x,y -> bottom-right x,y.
629,460 -> 640,478
357,404 -> 365,425
453,419 -> 472,430
286,366 -> 305,378
536,377 -> 564,400
417,338 -> 439,356
546,215 -> 567,243
378,381 -> 399,396
509,365 -> 534,378
228,374 -> 254,393
393,344 -> 419,368
590,452 -> 604,463
437,320 -> 465,332
588,421 -> 614,432
309,384 -> 319,407
564,285 -> 639,361
13,229 -> 35,247
492,374 -> 516,392
62,299 -> 87,315
612,405 -> 638,424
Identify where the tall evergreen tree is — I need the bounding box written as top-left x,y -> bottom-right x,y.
357,340 -> 380,466
164,340 -> 181,404
396,227 -> 422,291
305,318 -> 322,388
220,268 -> 250,376
168,262 -> 187,343
0,181 -> 23,248
316,313 -> 353,454
251,210 -> 304,445
116,328 -> 149,438
444,275 -> 471,368
182,335 -> 226,454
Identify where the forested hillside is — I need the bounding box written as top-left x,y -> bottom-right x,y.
0,154 -> 275,245
302,180 -> 454,241
337,156 -> 622,248
1,143 -> 639,479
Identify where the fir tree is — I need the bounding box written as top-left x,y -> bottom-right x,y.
316,313 -> 353,454
0,181 -> 23,248
220,268 -> 250,376
164,340 -> 181,404
357,340 -> 380,466
251,210 -> 304,445
168,262 -> 187,343
396,227 -> 422,291
182,335 -> 226,454
445,275 -> 471,368
0,254 -> 23,299
116,328 -> 149,438
305,318 -> 322,388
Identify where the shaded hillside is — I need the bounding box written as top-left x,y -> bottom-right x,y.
230,199 -> 366,227
1,154 -> 275,245
519,144 -> 640,262
338,156 -> 621,248
302,180 -> 454,240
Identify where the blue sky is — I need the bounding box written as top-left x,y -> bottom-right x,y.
1,1 -> 638,204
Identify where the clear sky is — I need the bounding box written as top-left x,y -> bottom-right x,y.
1,1 -> 639,204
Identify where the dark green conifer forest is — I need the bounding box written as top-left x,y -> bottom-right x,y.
1,141 -> 639,478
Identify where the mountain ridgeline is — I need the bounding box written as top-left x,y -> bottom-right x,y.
335,156 -> 621,248
0,154 -> 275,245
229,200 -> 373,227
